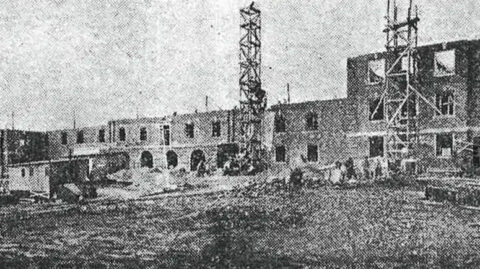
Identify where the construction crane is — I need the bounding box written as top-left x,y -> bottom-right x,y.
239,2 -> 266,170
373,0 -> 442,174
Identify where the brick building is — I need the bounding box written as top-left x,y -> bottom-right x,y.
47,117 -> 171,170
268,99 -> 356,172
45,110 -> 241,172
4,39 -> 480,178
169,110 -> 240,171
346,39 -> 480,172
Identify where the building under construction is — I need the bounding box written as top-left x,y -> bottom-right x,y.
2,1 -> 480,194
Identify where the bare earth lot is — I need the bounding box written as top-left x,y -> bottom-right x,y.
1,185 -> 480,268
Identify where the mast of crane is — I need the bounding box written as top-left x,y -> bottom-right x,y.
239,2 -> 266,163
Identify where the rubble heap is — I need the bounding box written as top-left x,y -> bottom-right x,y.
229,178 -> 289,198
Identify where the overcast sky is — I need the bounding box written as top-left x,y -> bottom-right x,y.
0,0 -> 480,130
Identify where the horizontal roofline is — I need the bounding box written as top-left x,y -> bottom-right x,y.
270,97 -> 348,110
348,38 -> 480,61
7,157 -> 89,167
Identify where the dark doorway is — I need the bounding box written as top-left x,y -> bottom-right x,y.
140,151 -> 153,168
190,150 -> 205,171
166,151 -> 178,169
275,146 -> 286,162
217,143 -> 239,168
473,137 -> 480,167
369,136 -> 384,157
307,144 -> 318,162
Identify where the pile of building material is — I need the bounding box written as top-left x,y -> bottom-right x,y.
229,177 -> 293,198
426,183 -> 480,207
56,182 -> 97,204
105,168 -> 181,196
106,169 -> 132,183
299,165 -> 330,181
0,194 -> 17,206
126,169 -> 176,196
57,183 -> 83,203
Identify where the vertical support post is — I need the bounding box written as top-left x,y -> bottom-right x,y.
73,109 -> 76,129
0,130 -> 4,178
287,83 -> 290,104
11,112 -> 14,131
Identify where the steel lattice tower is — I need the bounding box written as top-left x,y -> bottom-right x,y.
239,2 -> 266,161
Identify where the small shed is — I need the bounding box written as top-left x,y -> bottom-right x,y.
7,157 -> 90,198
7,160 -> 50,197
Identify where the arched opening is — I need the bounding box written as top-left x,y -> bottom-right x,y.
190,150 -> 205,171
166,151 -> 178,169
140,151 -> 153,168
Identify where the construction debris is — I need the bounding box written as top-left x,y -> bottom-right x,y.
426,184 -> 480,207
0,195 -> 17,206
104,168 -> 175,196
230,178 -> 288,198
55,183 -> 97,204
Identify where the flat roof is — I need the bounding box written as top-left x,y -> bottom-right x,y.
348,38 -> 480,61
7,157 -> 90,167
6,151 -> 128,167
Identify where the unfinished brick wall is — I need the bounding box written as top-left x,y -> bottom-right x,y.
167,146 -> 218,171
170,110 -> 236,146
346,39 -> 480,171
269,99 -> 355,170
48,117 -> 172,169
48,125 -> 108,159
169,110 -> 240,171
108,117 -> 169,146
347,52 -> 389,136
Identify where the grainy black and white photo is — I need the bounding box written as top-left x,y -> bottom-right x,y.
1,0 -> 480,267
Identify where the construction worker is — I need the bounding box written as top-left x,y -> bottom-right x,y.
345,157 -> 355,181
340,161 -> 347,183
363,157 -> 371,181
223,157 -> 232,175
197,160 -> 206,177
375,160 -> 383,180
331,161 -> 342,185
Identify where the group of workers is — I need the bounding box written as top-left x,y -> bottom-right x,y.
194,153 -> 259,177
194,151 -> 386,184
330,157 -> 384,185
222,154 -> 258,176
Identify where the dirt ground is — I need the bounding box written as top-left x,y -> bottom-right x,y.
1,184 -> 480,268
